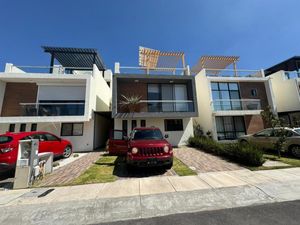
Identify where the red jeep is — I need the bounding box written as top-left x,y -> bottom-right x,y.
107,127 -> 173,169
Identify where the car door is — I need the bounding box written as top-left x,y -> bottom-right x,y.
252,129 -> 275,149
108,130 -> 128,155
43,133 -> 62,156
31,133 -> 48,153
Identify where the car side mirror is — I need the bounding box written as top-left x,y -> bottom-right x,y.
164,134 -> 169,139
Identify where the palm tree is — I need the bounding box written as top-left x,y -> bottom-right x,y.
119,95 -> 142,116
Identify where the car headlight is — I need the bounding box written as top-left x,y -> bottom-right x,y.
131,147 -> 138,154
163,145 -> 169,153
0,147 -> 13,153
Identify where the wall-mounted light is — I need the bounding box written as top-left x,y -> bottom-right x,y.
169,80 -> 174,83
134,80 -> 139,83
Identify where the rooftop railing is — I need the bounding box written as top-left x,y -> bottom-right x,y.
5,64 -> 93,75
205,69 -> 265,78
212,99 -> 261,111
284,71 -> 300,79
114,62 -> 191,76
19,102 -> 85,116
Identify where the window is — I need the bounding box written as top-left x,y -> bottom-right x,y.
31,123 -> 37,131
9,124 -> 15,132
61,123 -> 84,136
44,133 -> 60,141
251,89 -> 258,97
211,82 -> 241,111
164,119 -> 183,131
0,136 -> 13,144
112,130 -> 124,140
141,120 -> 146,127
20,124 -> 26,132
131,120 -> 137,130
254,129 -> 273,137
122,120 -> 128,135
148,84 -> 161,112
216,116 -> 246,140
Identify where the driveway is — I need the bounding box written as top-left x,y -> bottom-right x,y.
174,147 -> 243,173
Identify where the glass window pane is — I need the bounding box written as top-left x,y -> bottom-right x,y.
234,117 -> 245,132
211,82 -> 219,90
220,91 -> 230,99
223,117 -> 234,132
219,83 -> 228,90
216,117 -> 224,132
229,83 -> 238,90
174,85 -> 188,112
161,84 -> 174,112
148,84 -> 160,112
230,91 -> 240,99
73,123 -> 83,136
113,131 -> 123,140
61,123 -> 72,136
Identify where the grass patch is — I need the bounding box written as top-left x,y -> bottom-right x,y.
70,155 -> 118,185
173,157 -> 197,176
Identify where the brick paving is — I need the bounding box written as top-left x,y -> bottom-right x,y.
174,147 -> 243,173
37,152 -> 101,187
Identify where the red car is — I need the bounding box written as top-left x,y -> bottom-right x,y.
107,127 -> 173,169
0,131 -> 72,171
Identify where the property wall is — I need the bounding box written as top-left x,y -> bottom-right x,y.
114,117 -> 193,146
1,83 -> 38,116
193,70 -> 215,138
92,65 -> 111,112
37,85 -> 86,101
269,71 -> 300,113
0,81 -> 6,114
244,115 -> 265,134
239,81 -> 269,109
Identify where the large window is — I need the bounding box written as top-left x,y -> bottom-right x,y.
148,84 -> 189,112
61,123 -> 84,136
211,82 -> 241,111
164,119 -> 183,131
216,116 -> 245,140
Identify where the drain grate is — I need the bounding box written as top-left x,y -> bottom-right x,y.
21,188 -> 55,198
38,188 -> 54,198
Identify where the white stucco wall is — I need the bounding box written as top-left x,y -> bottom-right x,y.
0,121 -> 95,152
114,118 -> 193,146
193,70 -> 216,139
269,71 -> 300,113
37,85 -> 86,101
0,81 -> 6,114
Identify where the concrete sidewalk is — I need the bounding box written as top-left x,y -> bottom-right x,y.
0,167 -> 300,224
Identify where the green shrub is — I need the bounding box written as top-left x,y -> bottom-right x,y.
188,136 -> 265,167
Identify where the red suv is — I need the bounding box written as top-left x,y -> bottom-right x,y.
107,127 -> 173,169
0,131 -> 72,171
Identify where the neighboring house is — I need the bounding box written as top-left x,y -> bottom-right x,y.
0,46 -> 112,151
192,56 -> 276,141
265,56 -> 300,126
112,47 -> 198,146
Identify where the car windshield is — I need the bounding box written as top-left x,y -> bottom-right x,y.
131,129 -> 163,140
0,136 -> 13,144
293,128 -> 300,135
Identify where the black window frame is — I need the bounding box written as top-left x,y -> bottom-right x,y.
164,119 -> 184,131
61,123 -> 84,136
20,124 -> 26,132
131,120 -> 137,130
140,120 -> 146,127
9,124 -> 15,132
251,88 -> 258,97
215,116 -> 246,140
122,120 -> 128,135
211,82 -> 241,111
31,123 -> 37,131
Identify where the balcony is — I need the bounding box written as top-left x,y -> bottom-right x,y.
20,102 -> 85,116
205,69 -> 265,78
212,99 -> 261,111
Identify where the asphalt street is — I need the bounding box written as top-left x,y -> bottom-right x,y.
101,200 -> 300,225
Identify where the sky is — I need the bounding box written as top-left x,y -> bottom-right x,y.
1,0 -> 300,71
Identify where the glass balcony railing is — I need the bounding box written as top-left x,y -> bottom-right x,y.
118,100 -> 194,113
212,99 -> 261,111
20,103 -> 85,116
205,69 -> 264,78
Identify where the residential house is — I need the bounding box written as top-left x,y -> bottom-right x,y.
192,56 -> 276,141
0,46 -> 112,151
112,47 -> 198,146
265,56 -> 300,126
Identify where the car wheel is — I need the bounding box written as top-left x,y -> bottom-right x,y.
240,140 -> 248,145
290,145 -> 300,158
165,162 -> 173,170
63,146 -> 72,158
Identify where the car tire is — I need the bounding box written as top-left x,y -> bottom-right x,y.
290,145 -> 300,158
240,140 -> 248,145
63,146 -> 72,158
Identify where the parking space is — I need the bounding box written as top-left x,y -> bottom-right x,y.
173,147 -> 243,173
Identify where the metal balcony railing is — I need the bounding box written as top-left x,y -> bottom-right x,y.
20,103 -> 85,116
212,99 -> 261,111
284,71 -> 300,79
118,100 -> 194,113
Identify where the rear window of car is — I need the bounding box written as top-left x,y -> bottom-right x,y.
0,136 -> 13,144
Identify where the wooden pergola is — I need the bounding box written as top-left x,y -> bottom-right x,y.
191,55 -> 240,76
139,46 -> 186,74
